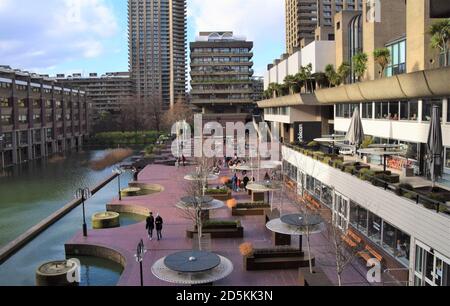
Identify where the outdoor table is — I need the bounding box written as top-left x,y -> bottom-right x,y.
267,214 -> 323,253
151,251 -> 234,286
246,181 -> 282,204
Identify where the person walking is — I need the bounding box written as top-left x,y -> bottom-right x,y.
146,212 -> 155,240
231,173 -> 238,192
182,154 -> 186,167
155,213 -> 164,241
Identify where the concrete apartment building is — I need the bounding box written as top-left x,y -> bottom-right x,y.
260,0 -> 450,286
285,0 -> 363,54
0,66 -> 89,169
55,72 -> 134,121
128,0 -> 187,109
190,32 -> 257,125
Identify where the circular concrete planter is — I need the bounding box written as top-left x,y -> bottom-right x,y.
36,259 -> 80,286
92,212 -> 120,229
121,187 -> 142,197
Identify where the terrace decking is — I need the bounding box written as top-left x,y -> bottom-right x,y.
65,163 -> 381,286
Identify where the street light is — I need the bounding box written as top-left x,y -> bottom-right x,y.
113,166 -> 124,201
75,188 -> 91,237
134,239 -> 147,287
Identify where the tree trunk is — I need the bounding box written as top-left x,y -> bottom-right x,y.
306,232 -> 313,274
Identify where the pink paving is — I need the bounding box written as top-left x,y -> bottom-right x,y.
66,163 -> 373,286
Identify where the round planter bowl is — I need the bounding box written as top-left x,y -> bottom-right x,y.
92,212 -> 120,229
36,259 -> 80,286
121,187 -> 142,197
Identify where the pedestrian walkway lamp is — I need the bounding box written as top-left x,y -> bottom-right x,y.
75,188 -> 91,237
135,239 -> 147,287
113,166 -> 124,201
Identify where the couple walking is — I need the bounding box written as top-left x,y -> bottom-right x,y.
146,212 -> 163,241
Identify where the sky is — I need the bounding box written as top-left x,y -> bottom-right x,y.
0,0 -> 285,78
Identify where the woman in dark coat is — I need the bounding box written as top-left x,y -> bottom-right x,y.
146,212 -> 155,240
155,214 -> 164,241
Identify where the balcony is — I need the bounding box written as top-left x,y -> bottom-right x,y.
282,144 -> 450,260
191,98 -> 254,105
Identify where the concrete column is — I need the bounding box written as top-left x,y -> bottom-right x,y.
418,99 -> 423,123
12,131 -> 18,164
27,130 -> 33,161
443,98 -> 448,124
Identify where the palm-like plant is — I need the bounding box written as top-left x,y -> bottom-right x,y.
284,75 -> 298,95
267,83 -> 278,98
429,19 -> 450,67
312,72 -> 329,89
324,64 -> 342,87
337,62 -> 351,84
352,52 -> 368,82
373,48 -> 391,78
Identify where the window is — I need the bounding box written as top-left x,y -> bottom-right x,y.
368,212 -> 382,245
334,193 -> 349,231
414,244 -> 450,286
447,99 -> 450,122
350,201 -> 367,233
446,148 -> 450,169
382,222 -> 396,254
1,114 -> 12,125
422,99 -> 443,121
386,39 -> 406,77
400,100 -> 419,121
362,103 -> 372,119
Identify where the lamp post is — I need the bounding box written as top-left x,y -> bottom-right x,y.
113,166 -> 124,201
135,239 -> 147,287
75,188 -> 91,237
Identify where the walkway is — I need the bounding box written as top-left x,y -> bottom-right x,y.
66,164 -> 373,286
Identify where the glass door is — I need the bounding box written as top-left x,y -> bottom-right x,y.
414,241 -> 450,286
333,192 -> 350,232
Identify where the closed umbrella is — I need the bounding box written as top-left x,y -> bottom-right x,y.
427,105 -> 444,187
346,107 -> 365,149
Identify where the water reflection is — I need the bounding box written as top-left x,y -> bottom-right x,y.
0,150 -> 140,286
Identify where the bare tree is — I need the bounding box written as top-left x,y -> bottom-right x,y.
176,156 -> 216,251
163,95 -> 194,129
144,94 -> 164,132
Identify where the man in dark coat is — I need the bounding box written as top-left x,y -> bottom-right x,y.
146,212 -> 155,240
155,214 -> 164,241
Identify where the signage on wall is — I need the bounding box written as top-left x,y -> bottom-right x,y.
297,124 -> 304,143
366,0 -> 381,23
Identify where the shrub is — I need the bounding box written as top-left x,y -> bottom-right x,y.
90,149 -> 134,171
203,220 -> 240,228
344,166 -> 356,175
403,192 -> 417,201
422,194 -> 448,212
307,141 -> 319,147
323,157 -> 332,165
395,183 -> 414,196
332,160 -> 343,169
239,243 -> 254,257
205,188 -> 229,194
359,169 -> 375,181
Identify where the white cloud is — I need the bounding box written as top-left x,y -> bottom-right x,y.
0,0 -> 118,71
188,0 -> 285,76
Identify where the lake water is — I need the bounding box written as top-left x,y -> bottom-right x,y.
0,150 -> 145,286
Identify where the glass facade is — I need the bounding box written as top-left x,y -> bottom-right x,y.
349,201 -> 411,266
422,99 -> 443,122
386,39 -> 406,77
446,147 -> 450,169
415,244 -> 450,286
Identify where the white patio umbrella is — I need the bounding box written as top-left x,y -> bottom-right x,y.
346,107 -> 365,149
427,105 -> 444,187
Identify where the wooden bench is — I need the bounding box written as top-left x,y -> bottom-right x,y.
186,226 -> 244,239
342,229 -> 363,248
358,245 -> 384,264
245,248 -> 315,271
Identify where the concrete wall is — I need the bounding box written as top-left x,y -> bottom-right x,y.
288,51 -> 302,76
406,0 -> 443,73
363,0 -> 406,80
301,41 -> 336,73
